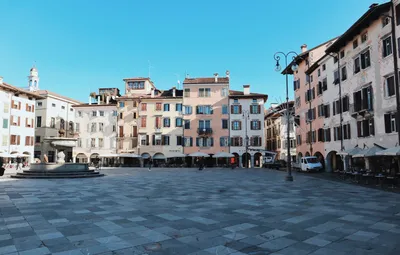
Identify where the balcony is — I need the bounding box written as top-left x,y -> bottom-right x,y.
197,128 -> 213,136
350,103 -> 373,118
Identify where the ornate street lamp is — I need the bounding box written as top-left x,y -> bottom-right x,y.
274,51 -> 299,181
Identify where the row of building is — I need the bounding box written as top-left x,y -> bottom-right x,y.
271,1 -> 400,172
0,68 -> 269,168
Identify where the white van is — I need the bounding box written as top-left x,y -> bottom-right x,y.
300,156 -> 322,172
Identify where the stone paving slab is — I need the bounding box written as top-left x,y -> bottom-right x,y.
0,167 -> 399,254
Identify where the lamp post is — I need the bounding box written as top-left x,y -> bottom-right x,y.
243,110 -> 250,168
274,51 -> 299,181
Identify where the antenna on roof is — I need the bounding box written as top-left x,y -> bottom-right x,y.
174,74 -> 181,89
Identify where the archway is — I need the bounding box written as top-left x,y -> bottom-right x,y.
254,153 -> 262,168
305,152 -> 311,157
242,153 -> 251,168
153,153 -> 166,167
326,151 -> 343,172
297,152 -> 303,163
76,153 -> 88,163
141,153 -> 151,167
232,153 -> 239,166
90,153 -> 99,164
314,151 -> 325,170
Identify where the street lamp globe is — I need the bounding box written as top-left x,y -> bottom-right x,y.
291,63 -> 299,72
275,62 -> 281,72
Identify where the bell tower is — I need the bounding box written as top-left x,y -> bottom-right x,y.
28,65 -> 39,92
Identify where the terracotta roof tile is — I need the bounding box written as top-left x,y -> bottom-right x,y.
0,82 -> 44,99
35,90 -> 82,104
183,77 -> 229,84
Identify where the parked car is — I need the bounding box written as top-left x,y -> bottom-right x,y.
298,156 -> 323,172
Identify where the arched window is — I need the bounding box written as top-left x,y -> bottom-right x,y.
34,81 -> 37,87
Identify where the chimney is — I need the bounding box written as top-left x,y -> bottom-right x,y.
151,88 -> 155,98
243,85 -> 250,95
225,70 -> 230,79
301,44 -> 308,53
106,96 -> 110,104
0,76 -> 3,85
214,73 -> 219,83
172,87 -> 176,97
97,95 -> 101,105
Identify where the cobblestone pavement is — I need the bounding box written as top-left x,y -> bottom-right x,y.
0,167 -> 399,255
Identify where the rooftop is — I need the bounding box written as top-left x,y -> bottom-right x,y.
0,82 -> 44,99
229,90 -> 268,101
183,77 -> 229,84
35,90 -> 82,104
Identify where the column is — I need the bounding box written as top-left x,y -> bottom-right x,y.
365,158 -> 370,171
239,155 -> 243,168
251,154 -> 255,168
140,158 -> 144,168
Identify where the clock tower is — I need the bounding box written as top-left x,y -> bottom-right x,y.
28,66 -> 39,92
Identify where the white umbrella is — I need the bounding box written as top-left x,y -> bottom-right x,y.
188,152 -> 209,157
0,152 -> 16,158
353,145 -> 386,158
11,153 -> 30,157
118,153 -> 141,158
212,152 -> 234,158
337,147 -> 363,156
376,146 -> 400,156
167,153 -> 186,158
99,153 -> 119,157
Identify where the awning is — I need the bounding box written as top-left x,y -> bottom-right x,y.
0,152 -> 17,158
99,153 -> 119,157
376,146 -> 400,156
141,153 -> 151,159
153,154 -> 166,160
188,152 -> 209,157
167,153 -> 186,158
353,144 -> 386,158
337,147 -> 363,156
118,153 -> 141,158
212,152 -> 234,158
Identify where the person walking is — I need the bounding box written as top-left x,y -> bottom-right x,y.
199,157 -> 204,171
148,156 -> 153,171
16,157 -> 22,171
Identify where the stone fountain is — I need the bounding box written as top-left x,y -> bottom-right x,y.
11,129 -> 104,179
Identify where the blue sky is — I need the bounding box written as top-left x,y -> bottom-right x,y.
0,0 -> 385,104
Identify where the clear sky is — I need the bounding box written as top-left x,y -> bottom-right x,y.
0,0 -> 385,104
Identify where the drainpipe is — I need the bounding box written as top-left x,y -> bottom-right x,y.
337,53 -> 344,152
307,60 -> 313,156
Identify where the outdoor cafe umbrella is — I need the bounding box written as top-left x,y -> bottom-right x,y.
118,153 -> 142,158
188,152 -> 209,157
376,146 -> 400,156
212,152 -> 234,158
353,144 -> 386,158
0,153 -> 17,158
337,147 -> 364,156
167,153 -> 186,158
98,153 -> 120,157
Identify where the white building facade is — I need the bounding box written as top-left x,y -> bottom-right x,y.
229,85 -> 267,168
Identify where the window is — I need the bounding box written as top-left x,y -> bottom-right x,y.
35,116 -> 41,127
250,136 -> 262,147
250,120 -> 261,130
52,103 -> 56,107
37,102 -> 42,107
50,118 -> 55,128
230,137 -> 243,147
97,111 -> 104,117
91,123 -> 97,132
184,137 -> 193,147
361,32 -> 368,43
156,103 -> 162,111
221,88 -> 228,97
127,81 -> 145,89
357,118 -> 375,137
163,104 -> 170,111
341,66 -> 347,81
99,123 -> 104,131
295,97 -> 301,108
176,104 -> 182,112
353,86 -> 373,112
333,70 -> 339,85
196,105 -> 213,114
155,117 -> 162,128
334,56 -> 338,64
198,120 -> 211,130
75,123 -> 80,132
198,88 -> 211,97
176,118 -> 183,127
98,138 -> 104,148
222,105 -> 228,114
361,50 -> 371,69
231,105 -> 242,114
232,121 -> 241,130
141,135 -> 149,146
220,137 -> 229,147
343,124 -> 351,140
70,108 -> 73,112
184,106 -> 192,115
61,106 -> 65,110
162,135 -> 170,146
119,112 -> 123,119
163,118 -> 171,127
184,88 -> 190,97
340,50 -> 345,59
322,64 -> 326,71
386,76 -> 395,97
222,119 -> 228,129
119,102 -> 125,108
141,103 -> 147,111
177,136 -> 183,146
396,3 -> 400,26
296,135 -> 302,145
234,99 -> 238,103
113,125 -> 116,132
318,69 -> 321,77
92,111 -> 97,117
2,119 -> 8,129
184,120 -> 190,129
78,111 -> 82,117
352,39 -> 358,49
385,113 -> 398,133
305,88 -> 315,102
250,105 -> 260,114
293,79 -> 300,90
324,128 -> 331,142
91,138 -> 96,148
383,36 -> 393,57
354,57 -> 361,74
196,137 -> 213,147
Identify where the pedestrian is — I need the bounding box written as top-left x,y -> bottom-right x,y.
148,156 -> 153,171
16,157 -> 22,171
199,157 -> 204,171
